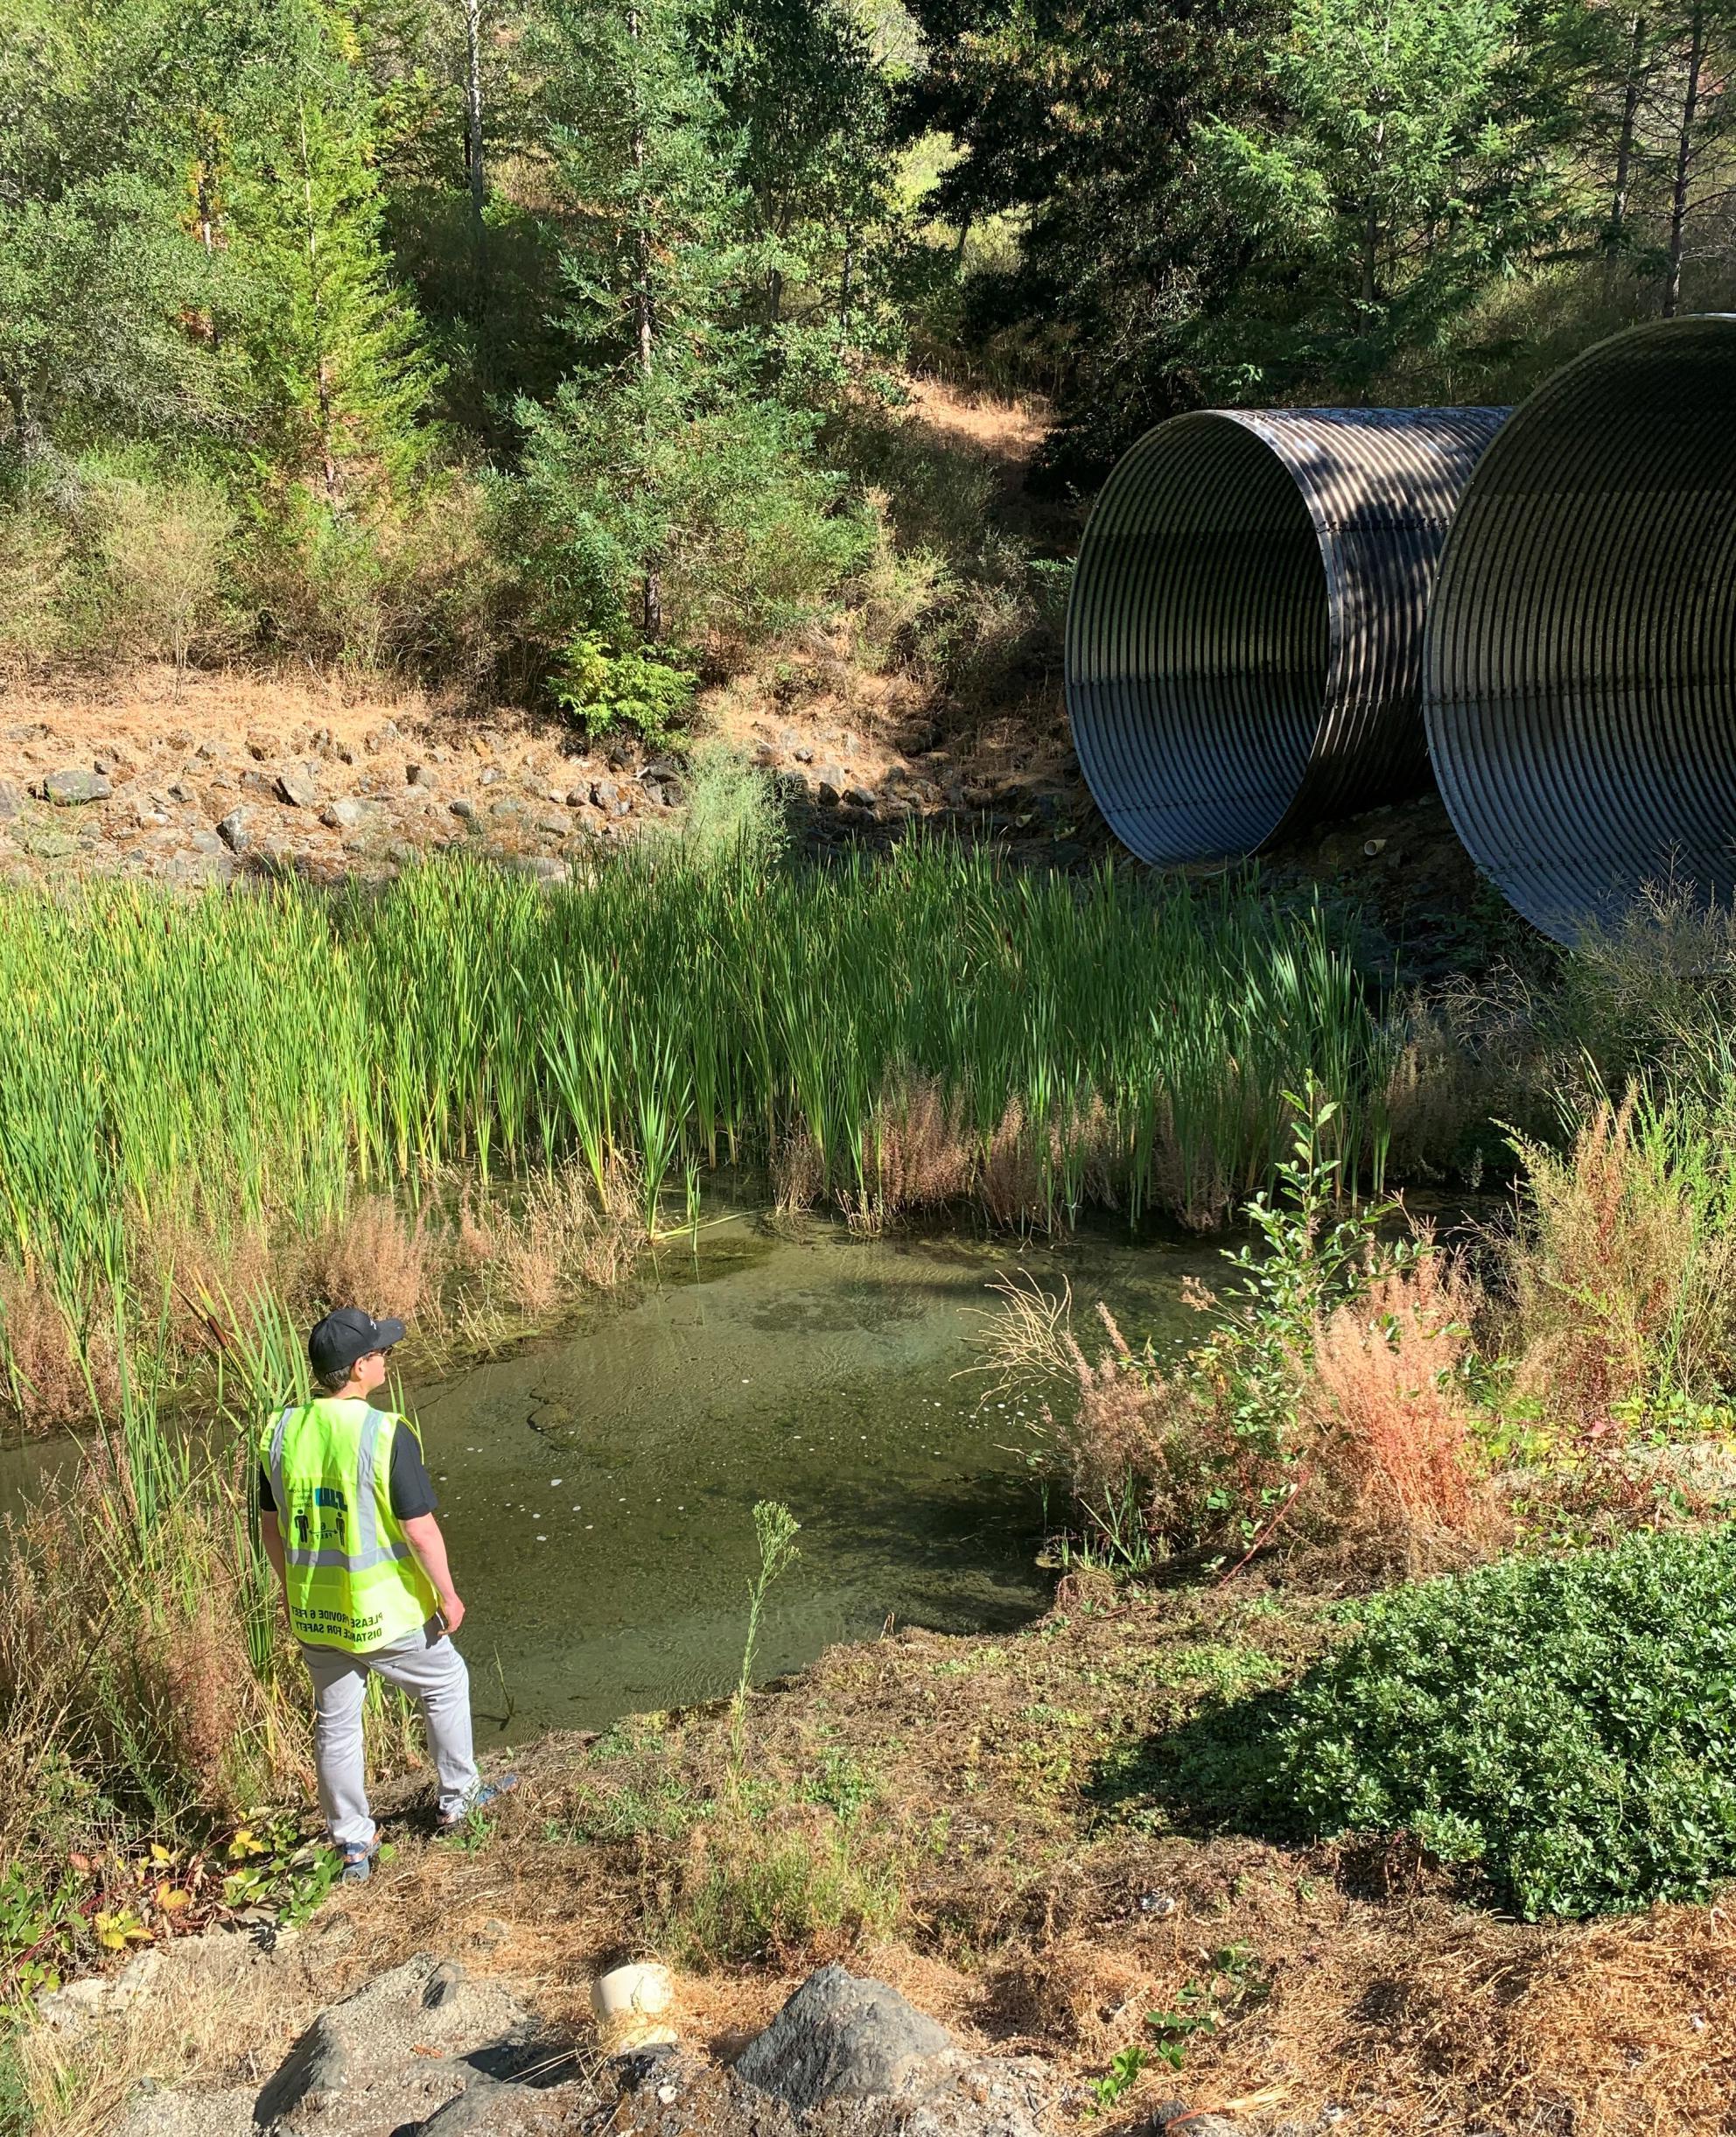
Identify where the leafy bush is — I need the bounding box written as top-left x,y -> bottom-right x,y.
514,372 -> 870,669
552,633 -> 696,743
1278,1527 -> 1736,1918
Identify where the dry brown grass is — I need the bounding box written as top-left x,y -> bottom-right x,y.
457,1160 -> 648,1321
982,1236 -> 1504,1577
297,1194 -> 444,1325
0,1261 -> 120,1431
1499,1097 -> 1736,1435
1305,1250 -> 1508,1576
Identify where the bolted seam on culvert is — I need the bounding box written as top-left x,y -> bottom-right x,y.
1065,405 -> 1508,866
1423,314 -> 1736,946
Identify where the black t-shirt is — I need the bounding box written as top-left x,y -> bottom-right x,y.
259,1419 -> 438,1521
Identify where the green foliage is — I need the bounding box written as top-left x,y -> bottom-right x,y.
1190,0 -> 1567,396
646,742 -> 788,874
221,0 -> 438,509
1085,2044 -> 1150,2112
552,633 -> 696,742
732,1500 -> 802,1770
658,1815 -> 901,1965
0,852 -> 1392,1313
1190,1103 -> 1410,1473
514,368 -> 868,666
1277,1527 -> 1736,1917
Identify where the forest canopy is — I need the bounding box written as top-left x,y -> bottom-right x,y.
0,0 -> 1730,697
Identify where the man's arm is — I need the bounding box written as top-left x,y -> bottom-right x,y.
260,1510 -> 289,1613
402,1513 -> 465,1635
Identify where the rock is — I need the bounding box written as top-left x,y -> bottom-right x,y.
450,798 -> 476,821
844,786 -> 877,810
44,768 -> 112,805
216,809 -> 250,853
793,746 -> 814,764
734,1965 -> 952,2112
534,816 -> 567,837
0,778 -> 21,820
167,781 -> 196,805
480,767 -> 501,787
245,731 -> 277,760
564,788 -> 592,809
249,1953 -> 533,2136
406,763 -> 436,789
189,830 -> 226,857
962,784 -> 994,809
37,1948 -> 162,2035
276,770 -> 318,809
1157,2118 -> 1240,2137
320,799 -> 362,831
254,2010 -> 350,2129
591,780 -> 619,809
423,1960 -> 466,2011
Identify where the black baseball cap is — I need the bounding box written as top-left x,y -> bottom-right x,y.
308,1307 -> 406,1379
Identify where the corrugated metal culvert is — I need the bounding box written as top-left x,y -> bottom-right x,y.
1064,406 -> 1508,865
1424,314 -> 1736,945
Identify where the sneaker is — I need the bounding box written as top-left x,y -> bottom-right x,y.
438,1773 -> 519,1830
340,1838 -> 380,1883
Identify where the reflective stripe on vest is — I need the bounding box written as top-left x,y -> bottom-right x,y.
262,1398 -> 437,1653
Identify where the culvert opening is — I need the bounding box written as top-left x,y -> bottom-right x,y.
1424,315 -> 1736,944
1066,408 -> 1507,867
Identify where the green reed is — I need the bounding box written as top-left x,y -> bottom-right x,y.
0,841 -> 1396,1322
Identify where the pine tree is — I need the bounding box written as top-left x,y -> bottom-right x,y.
219,0 -> 438,507
1192,0 -> 1572,396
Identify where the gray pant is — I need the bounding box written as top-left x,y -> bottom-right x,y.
298,1622 -> 480,1848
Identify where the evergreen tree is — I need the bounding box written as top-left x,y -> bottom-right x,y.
513,0 -> 866,669
693,0 -> 899,342
1192,0 -> 1572,396
219,0 -> 438,507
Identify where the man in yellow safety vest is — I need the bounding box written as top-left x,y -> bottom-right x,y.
259,1307 -> 514,1881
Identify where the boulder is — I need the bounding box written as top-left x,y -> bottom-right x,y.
253,2011 -> 350,2129
320,800 -> 362,831
44,768 -> 112,805
216,809 -> 251,853
450,799 -> 476,821
734,1965 -> 951,2112
0,777 -> 21,820
406,763 -> 436,789
276,771 -> 318,809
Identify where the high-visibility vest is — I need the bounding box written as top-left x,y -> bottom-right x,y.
260,1398 -> 438,1652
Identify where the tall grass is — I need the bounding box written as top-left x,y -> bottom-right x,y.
0,844 -> 1395,1384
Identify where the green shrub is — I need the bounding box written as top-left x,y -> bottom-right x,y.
1278,1527 -> 1736,1918
552,633 -> 696,743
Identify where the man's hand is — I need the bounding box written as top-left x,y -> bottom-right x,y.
402,1512 -> 465,1639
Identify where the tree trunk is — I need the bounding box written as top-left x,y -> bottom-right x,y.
767,265 -> 783,324
1607,10 -> 1648,249
463,0 -> 486,274
629,5 -> 662,641
1663,0 -> 1706,317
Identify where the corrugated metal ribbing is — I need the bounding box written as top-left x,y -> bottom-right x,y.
1065,406 -> 1508,865
1424,315 -> 1736,944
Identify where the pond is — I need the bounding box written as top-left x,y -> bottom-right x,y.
1,1216 -> 1222,1741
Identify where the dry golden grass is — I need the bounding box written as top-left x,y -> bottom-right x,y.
298,1194 -> 444,1326
0,1259 -> 117,1431
1305,1250 -> 1508,1577
15,1909 -> 363,2137
1499,1097 -> 1736,1435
